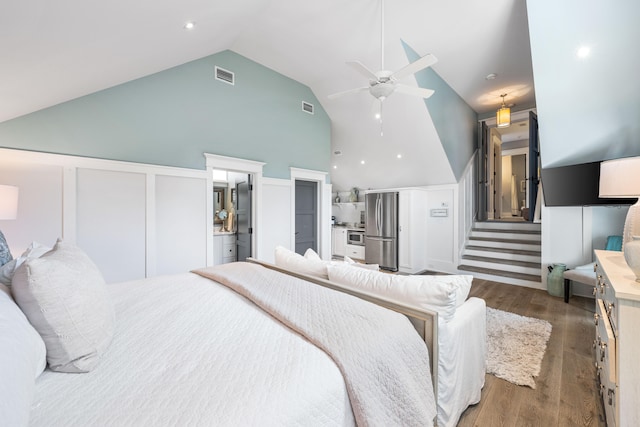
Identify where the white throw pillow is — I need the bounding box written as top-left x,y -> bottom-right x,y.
344,255 -> 380,271
0,242 -> 51,286
327,265 -> 472,322
0,283 -> 47,427
275,246 -> 328,279
11,239 -> 115,373
303,247 -> 322,261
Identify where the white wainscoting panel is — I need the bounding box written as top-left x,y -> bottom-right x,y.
0,163 -> 64,255
76,168 -> 147,283
154,175 -> 207,275
260,178 -> 292,263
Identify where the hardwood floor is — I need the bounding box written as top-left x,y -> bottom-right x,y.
456,278 -> 606,427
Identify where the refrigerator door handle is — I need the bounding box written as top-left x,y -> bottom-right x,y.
366,237 -> 393,242
376,195 -> 382,234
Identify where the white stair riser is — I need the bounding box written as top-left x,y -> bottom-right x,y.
461,259 -> 541,276
470,230 -> 540,241
468,239 -> 540,251
472,222 -> 541,232
463,249 -> 540,263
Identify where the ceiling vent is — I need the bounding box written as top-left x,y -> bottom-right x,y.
302,101 -> 314,114
215,66 -> 234,85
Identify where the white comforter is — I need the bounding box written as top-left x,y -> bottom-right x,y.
194,263 -> 436,426
30,264 -> 435,426
30,272 -> 355,426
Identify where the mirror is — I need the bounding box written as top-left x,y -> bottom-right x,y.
213,186 -> 226,224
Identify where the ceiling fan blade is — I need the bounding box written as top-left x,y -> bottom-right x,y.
391,54 -> 438,80
346,61 -> 378,80
327,86 -> 369,100
395,84 -> 435,99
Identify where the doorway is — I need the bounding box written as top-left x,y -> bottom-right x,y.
294,180 -> 318,255
479,110 -> 539,222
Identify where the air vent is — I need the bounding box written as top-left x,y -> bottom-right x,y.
302,101 -> 314,114
215,66 -> 234,85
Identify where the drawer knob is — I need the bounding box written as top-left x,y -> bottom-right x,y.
592,287 -> 597,296
608,388 -> 615,405
594,313 -> 600,326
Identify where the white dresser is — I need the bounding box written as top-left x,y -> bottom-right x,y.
594,250 -> 640,427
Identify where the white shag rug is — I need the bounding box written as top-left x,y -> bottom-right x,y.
486,307 -> 552,389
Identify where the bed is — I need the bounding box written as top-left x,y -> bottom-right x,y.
1,240 -> 485,427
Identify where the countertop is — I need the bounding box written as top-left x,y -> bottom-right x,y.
332,224 -> 365,231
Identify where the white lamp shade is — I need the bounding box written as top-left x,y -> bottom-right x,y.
0,185 -> 19,220
599,156 -> 640,197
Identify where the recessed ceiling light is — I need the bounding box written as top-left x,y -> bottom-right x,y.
360,160 -> 365,165
184,21 -> 196,30
374,113 -> 381,120
576,45 -> 591,58
397,154 -> 402,159
333,165 -> 337,169
485,73 -> 497,80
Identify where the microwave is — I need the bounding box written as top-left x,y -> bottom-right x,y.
347,230 -> 365,246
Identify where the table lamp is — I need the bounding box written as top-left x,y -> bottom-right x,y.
0,184 -> 19,265
599,156 -> 640,281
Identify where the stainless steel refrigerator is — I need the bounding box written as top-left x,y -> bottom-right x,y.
365,192 -> 398,271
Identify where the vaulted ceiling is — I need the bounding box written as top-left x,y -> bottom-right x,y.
1,1 -> 544,190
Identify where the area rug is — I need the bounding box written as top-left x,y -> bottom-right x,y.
486,307 -> 552,388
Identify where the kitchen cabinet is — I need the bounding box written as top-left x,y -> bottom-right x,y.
398,189 -> 428,274
332,227 -> 347,257
345,244 -> 365,260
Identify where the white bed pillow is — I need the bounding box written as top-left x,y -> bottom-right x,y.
275,246 -> 328,279
11,239 -> 115,373
0,242 -> 51,286
0,283 -> 47,427
326,265 -> 472,322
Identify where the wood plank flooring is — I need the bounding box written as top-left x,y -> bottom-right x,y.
456,278 -> 606,427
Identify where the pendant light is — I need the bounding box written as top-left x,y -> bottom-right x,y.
496,94 -> 511,128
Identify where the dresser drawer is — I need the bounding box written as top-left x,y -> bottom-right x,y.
596,298 -> 617,384
596,263 -> 618,332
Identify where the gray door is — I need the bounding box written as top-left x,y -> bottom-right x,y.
295,180 -> 317,255
236,176 -> 252,261
528,111 -> 539,221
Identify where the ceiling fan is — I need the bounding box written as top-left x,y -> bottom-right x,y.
328,0 -> 437,121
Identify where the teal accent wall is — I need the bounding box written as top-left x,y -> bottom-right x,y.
0,50 -> 331,179
401,41 -> 477,181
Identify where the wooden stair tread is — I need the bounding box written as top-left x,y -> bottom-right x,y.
472,228 -> 541,235
469,236 -> 541,245
461,255 -> 540,269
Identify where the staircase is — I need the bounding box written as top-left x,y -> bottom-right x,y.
458,221 -> 542,288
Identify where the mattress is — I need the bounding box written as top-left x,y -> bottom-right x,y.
29,273 -> 355,426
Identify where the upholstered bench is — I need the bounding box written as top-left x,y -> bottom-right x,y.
563,266 -> 596,303
562,235 -> 623,303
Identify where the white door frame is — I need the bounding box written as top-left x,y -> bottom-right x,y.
204,153 -> 265,264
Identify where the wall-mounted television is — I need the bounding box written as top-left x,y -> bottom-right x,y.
540,161 -> 636,207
